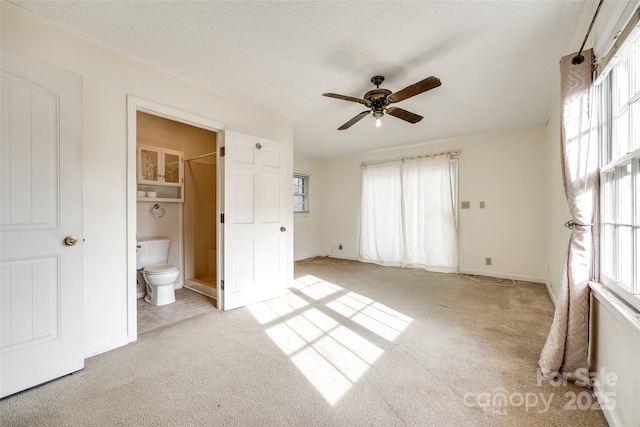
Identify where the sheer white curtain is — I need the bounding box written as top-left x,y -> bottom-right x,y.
360,162 -> 403,264
360,155 -> 458,273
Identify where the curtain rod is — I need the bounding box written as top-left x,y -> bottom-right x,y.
572,0 -> 605,65
361,151 -> 460,167
185,152 -> 216,161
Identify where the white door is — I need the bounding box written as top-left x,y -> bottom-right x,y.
0,51 -> 83,398
221,131 -> 289,310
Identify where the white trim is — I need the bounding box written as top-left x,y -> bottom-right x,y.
594,2 -> 640,74
600,274 -> 640,312
331,255 -> 360,261
600,147 -> 640,173
126,96 -> 224,344
544,281 -> 558,306
592,381 -> 623,427
590,281 -> 640,341
294,253 -> 325,262
83,336 -> 129,359
293,172 -> 310,214
459,269 -> 545,284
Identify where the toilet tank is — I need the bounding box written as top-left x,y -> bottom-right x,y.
136,237 -> 171,269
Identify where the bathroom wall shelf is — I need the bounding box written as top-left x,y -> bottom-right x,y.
137,186 -> 183,202
137,197 -> 183,203
137,145 -> 184,202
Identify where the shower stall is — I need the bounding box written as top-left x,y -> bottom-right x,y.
183,152 -> 217,300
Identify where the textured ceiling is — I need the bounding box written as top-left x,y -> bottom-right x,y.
11,1 -> 590,158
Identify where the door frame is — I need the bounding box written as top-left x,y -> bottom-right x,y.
126,96 -> 224,342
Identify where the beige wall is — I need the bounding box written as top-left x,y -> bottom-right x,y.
137,111 -> 217,160
293,153 -> 322,261
2,3 -> 293,356
306,126 -> 548,282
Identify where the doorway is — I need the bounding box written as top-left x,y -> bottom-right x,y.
126,96 -> 224,343
183,149 -> 217,299
136,111 -> 218,297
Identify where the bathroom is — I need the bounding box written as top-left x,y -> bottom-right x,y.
136,111 -> 218,315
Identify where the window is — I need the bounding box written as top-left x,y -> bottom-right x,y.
597,23 -> 640,309
293,173 -> 310,213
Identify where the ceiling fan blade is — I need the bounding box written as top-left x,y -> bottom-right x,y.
323,93 -> 367,105
388,76 -> 441,103
338,110 -> 370,130
386,107 -> 423,124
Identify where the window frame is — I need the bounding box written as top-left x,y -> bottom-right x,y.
293,172 -> 310,214
597,22 -> 640,312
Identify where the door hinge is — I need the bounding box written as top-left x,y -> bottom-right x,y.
220,213 -> 224,223
221,280 -> 224,291
220,146 -> 225,157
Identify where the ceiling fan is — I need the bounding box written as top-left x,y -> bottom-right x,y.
323,75 -> 441,130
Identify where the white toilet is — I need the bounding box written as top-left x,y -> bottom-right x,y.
136,237 -> 179,306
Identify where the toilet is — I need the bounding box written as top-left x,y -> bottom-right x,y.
136,237 -> 179,306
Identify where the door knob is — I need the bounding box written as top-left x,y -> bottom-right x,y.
280,226 -> 286,232
64,235 -> 78,246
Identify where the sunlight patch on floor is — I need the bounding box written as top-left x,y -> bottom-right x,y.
248,292 -> 309,325
326,292 -> 411,341
295,277 -> 342,300
249,274 -> 412,406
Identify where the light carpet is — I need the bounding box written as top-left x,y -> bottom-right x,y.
1,258 -> 607,426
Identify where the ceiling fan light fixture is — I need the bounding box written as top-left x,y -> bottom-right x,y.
372,109 -> 383,127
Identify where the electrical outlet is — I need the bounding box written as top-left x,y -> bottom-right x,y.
338,244 -> 343,250
485,257 -> 492,266
461,201 -> 470,209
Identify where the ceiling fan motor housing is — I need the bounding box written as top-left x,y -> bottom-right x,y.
364,88 -> 392,112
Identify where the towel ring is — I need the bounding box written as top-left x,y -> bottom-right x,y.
150,204 -> 165,218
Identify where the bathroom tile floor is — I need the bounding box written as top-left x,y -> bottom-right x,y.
137,288 -> 217,335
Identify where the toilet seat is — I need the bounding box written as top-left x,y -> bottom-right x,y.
143,264 -> 178,275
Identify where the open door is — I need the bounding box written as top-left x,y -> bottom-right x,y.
1,51 -> 84,397
221,131 -> 289,310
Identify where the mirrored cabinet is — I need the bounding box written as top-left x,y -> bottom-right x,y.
137,145 -> 184,202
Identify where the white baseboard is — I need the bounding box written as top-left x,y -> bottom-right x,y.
544,281 -> 558,306
592,381 -> 621,427
294,253 -> 323,261
294,253 -> 360,262
84,336 -> 129,359
459,269 -> 545,284
328,254 -> 359,261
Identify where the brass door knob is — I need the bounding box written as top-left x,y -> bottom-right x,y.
280,226 -> 286,232
64,235 -> 78,246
